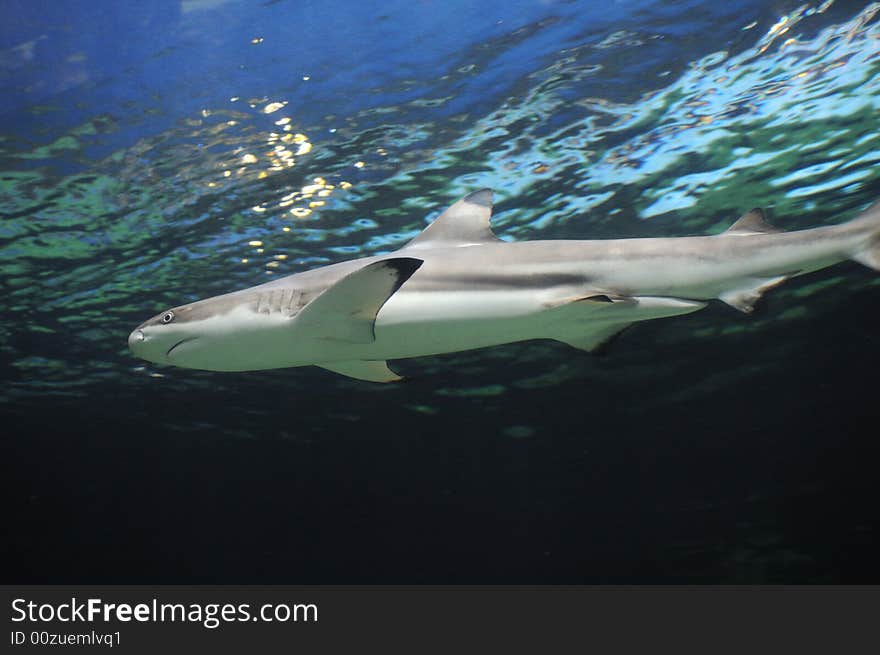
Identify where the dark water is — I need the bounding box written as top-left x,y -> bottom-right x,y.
2,0 -> 879,582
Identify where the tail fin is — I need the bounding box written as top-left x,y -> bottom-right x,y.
852,201 -> 880,271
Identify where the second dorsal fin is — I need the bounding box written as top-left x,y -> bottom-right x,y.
725,208 -> 780,235
404,189 -> 500,249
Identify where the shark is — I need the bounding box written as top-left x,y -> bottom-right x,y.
128,189 -> 880,382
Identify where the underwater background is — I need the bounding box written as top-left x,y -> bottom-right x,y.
2,0 -> 879,583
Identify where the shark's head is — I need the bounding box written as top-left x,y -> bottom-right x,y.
128,303 -> 214,369
128,257 -> 423,373
127,290 -> 279,371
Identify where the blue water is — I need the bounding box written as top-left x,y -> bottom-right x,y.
2,0 -> 879,582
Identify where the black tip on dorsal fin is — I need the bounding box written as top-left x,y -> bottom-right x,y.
726,208 -> 780,235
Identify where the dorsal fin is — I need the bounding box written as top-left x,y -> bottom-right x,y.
725,208 -> 780,235
404,189 -> 500,249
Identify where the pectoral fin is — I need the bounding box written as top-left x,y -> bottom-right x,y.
317,360 -> 403,383
295,257 -> 422,343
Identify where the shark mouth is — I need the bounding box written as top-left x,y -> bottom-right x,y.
166,338 -> 196,357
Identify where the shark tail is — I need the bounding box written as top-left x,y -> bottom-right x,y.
852,200 -> 880,271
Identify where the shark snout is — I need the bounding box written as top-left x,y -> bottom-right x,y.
128,329 -> 145,351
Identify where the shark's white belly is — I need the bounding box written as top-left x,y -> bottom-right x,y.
370,289 -> 557,359
295,287 -> 562,364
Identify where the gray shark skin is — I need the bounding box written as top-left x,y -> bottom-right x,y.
129,189 -> 880,382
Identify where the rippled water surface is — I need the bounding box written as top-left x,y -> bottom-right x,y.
2,0 -> 879,582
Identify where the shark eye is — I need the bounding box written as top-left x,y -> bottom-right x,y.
161,311 -> 175,324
